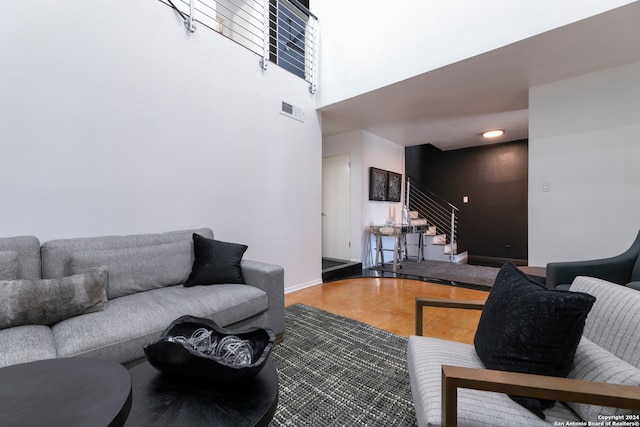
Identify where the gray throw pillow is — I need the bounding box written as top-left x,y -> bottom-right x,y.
0,251 -> 18,280
567,337 -> 640,420
70,241 -> 193,299
0,267 -> 108,329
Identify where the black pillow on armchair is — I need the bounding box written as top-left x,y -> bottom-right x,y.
473,261 -> 596,419
184,234 -> 248,286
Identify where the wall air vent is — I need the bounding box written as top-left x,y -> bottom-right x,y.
280,100 -> 305,122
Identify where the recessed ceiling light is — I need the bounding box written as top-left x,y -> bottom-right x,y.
482,129 -> 505,138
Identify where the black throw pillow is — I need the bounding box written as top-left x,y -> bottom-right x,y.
184,234 -> 248,286
473,261 -> 596,419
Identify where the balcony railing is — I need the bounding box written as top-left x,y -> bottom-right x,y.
161,0 -> 319,93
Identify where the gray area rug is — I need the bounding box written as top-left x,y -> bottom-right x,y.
371,259 -> 499,287
270,304 -> 415,426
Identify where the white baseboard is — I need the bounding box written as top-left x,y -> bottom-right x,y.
285,279 -> 322,294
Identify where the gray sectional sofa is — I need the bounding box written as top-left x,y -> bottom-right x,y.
0,228 -> 284,368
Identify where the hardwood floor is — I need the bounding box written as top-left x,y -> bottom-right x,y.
285,277 -> 489,344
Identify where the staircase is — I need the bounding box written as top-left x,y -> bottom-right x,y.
404,222 -> 468,263
404,177 -> 468,263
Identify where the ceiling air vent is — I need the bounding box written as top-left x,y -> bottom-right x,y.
280,100 -> 304,122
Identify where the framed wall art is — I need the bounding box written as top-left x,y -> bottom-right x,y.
387,171 -> 402,202
369,167 -> 403,202
369,167 -> 388,201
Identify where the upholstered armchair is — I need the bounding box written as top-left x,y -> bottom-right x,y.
407,262 -> 640,426
546,229 -> 640,290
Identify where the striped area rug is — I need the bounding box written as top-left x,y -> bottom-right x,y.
270,304 -> 416,426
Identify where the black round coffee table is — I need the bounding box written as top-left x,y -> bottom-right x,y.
0,357 -> 132,427
125,358 -> 278,426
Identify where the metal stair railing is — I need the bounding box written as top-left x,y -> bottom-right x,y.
405,176 -> 459,262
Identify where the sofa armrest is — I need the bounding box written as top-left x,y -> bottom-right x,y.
441,365 -> 640,427
241,259 -> 285,338
415,297 -> 485,336
546,254 -> 637,289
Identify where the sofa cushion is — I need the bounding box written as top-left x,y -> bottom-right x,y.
70,241 -> 193,299
185,234 -> 247,286
52,283 -> 268,362
0,325 -> 57,368
41,228 -> 213,279
407,336 -> 581,427
474,261 -> 596,419
0,251 -> 18,280
570,276 -> 640,368
0,267 -> 108,329
567,336 -> 640,421
0,236 -> 42,280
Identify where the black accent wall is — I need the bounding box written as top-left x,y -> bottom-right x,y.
405,140 -> 528,265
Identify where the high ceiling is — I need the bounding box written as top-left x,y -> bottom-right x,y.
319,2 -> 640,151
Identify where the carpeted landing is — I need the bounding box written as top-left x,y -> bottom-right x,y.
270,304 -> 415,426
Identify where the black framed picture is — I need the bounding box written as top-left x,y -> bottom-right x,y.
369,167 -> 388,201
387,171 -> 402,202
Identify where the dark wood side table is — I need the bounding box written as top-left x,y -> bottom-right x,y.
0,357 -> 132,427
125,358 -> 278,427
518,266 -> 547,286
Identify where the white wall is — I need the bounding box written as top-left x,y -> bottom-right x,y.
323,130 -> 404,267
0,0 -> 323,291
314,0 -> 636,108
528,61 -> 640,266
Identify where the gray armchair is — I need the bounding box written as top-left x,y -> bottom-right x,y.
546,229 -> 640,290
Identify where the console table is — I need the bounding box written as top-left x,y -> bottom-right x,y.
371,224 -> 430,273
0,357 -> 131,427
